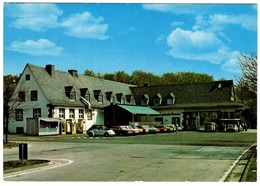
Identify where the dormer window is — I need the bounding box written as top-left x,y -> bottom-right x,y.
125,94 -> 134,105
166,92 -> 175,105
106,92 -> 115,103
141,94 -> 149,106
65,86 -> 76,101
70,91 -> 76,101
116,93 -> 125,104
80,88 -> 90,102
153,93 -> 162,106
94,90 -> 103,103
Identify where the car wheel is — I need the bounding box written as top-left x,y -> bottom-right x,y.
104,133 -> 109,137
88,132 -> 94,137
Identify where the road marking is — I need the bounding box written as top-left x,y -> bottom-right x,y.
218,143 -> 256,182
3,159 -> 73,179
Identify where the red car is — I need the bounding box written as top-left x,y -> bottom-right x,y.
155,126 -> 168,133
110,125 -> 135,136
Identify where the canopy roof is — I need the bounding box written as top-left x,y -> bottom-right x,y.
117,104 -> 160,115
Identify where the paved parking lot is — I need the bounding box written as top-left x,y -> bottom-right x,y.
3,131 -> 257,181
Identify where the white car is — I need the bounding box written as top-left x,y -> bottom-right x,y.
88,126 -> 115,137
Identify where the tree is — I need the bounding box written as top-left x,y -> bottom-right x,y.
236,53 -> 257,128
237,53 -> 257,94
84,69 -> 97,77
3,75 -> 19,143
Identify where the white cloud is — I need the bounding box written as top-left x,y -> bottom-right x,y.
166,28 -> 240,65
194,14 -> 257,32
155,34 -> 165,43
8,39 -> 63,56
143,4 -> 212,15
60,12 -> 110,40
5,4 -> 62,31
171,21 -> 184,27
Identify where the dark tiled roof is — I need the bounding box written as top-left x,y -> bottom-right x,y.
130,81 -> 243,109
28,64 -> 136,108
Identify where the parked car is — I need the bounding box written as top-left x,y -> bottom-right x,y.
132,126 -> 145,134
126,126 -> 142,134
88,126 -> 115,137
155,125 -> 168,133
148,125 -> 160,133
227,124 -> 239,132
204,122 -> 217,132
110,125 -> 135,136
164,124 -> 177,132
136,125 -> 149,134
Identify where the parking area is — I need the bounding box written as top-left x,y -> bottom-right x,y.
3,130 -> 257,181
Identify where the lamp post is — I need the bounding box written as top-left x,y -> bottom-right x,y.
4,105 -> 9,143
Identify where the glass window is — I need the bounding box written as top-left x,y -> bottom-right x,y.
31,90 -> 38,101
18,91 -> 25,102
87,110 -> 92,120
141,99 -> 148,105
167,98 -> 173,105
25,74 -> 30,80
69,109 -> 75,119
16,109 -> 23,121
154,99 -> 161,105
79,109 -> 84,119
59,108 -> 65,119
70,91 -> 76,101
33,108 -> 41,118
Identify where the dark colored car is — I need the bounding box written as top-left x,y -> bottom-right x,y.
110,125 -> 135,136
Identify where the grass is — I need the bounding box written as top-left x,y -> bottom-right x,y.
13,131 -> 256,147
244,150 -> 257,182
3,142 -> 20,149
4,159 -> 50,174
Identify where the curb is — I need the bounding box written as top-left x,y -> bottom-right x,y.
3,159 -> 73,179
218,143 -> 257,182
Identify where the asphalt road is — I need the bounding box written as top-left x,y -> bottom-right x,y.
3,131 -> 257,182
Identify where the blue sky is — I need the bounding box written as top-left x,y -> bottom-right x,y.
3,3 -> 257,81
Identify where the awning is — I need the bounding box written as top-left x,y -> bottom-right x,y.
39,118 -> 60,122
118,104 -> 160,115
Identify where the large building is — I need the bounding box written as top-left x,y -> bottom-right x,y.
8,64 -> 245,135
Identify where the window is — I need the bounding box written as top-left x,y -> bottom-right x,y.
33,108 -> 41,118
65,86 -> 76,101
87,110 -> 92,120
166,93 -> 175,105
141,99 -> 148,106
69,109 -> 75,119
18,91 -> 25,102
70,91 -> 76,101
166,98 -> 174,105
85,93 -> 90,102
141,94 -> 149,106
94,90 -> 103,103
79,109 -> 84,119
16,109 -> 23,121
98,95 -> 103,102
25,74 -> 30,80
59,108 -> 65,119
31,90 -> 38,101
154,99 -> 161,105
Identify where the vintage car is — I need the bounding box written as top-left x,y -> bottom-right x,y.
110,125 -> 135,136
204,122 -> 217,132
155,125 -> 168,133
87,126 -> 115,137
164,124 -> 177,132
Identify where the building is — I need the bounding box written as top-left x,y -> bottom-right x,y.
8,64 -> 136,135
8,63 -> 245,135
130,81 -> 245,130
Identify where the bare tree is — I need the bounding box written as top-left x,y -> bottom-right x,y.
237,53 -> 257,94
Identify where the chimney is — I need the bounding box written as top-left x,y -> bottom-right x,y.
68,69 -> 78,78
45,64 -> 55,76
